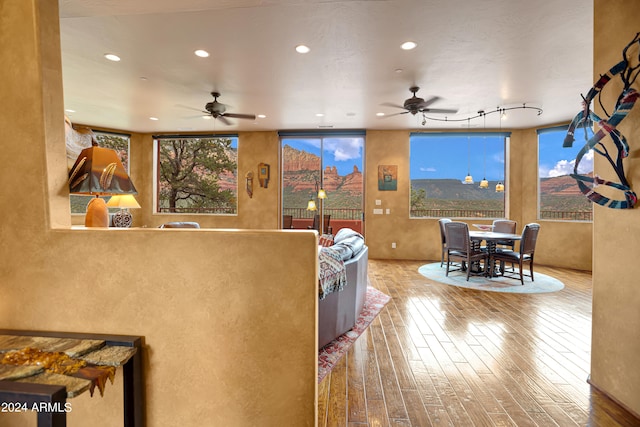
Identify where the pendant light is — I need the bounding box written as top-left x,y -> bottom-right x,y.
479,111 -> 489,189
496,107 -> 505,193
463,118 -> 474,184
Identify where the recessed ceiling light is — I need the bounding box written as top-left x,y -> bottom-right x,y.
257,114 -> 266,119
104,53 -> 121,62
376,112 -> 385,117
149,117 -> 159,121
139,76 -> 148,81
400,41 -> 417,50
194,49 -> 210,58
295,45 -> 310,54
315,113 -> 324,117
395,68 -> 404,73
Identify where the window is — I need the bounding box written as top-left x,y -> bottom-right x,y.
280,133 -> 364,233
155,135 -> 238,214
410,133 -> 507,218
69,130 -> 130,214
538,126 -> 593,221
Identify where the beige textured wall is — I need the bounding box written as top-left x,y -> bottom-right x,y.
591,0 -> 640,415
1,2 -> 317,427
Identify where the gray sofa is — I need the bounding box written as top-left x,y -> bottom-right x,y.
318,229 -> 368,349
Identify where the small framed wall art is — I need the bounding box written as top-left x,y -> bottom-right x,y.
378,165 -> 398,191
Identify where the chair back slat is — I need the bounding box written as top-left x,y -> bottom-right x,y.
493,220 -> 516,234
520,223 -> 540,255
445,221 -> 470,252
438,218 -> 451,245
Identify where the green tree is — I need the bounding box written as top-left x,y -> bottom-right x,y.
410,186 -> 427,210
158,137 -> 237,213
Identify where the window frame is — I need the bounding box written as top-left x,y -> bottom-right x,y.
153,134 -> 239,216
537,125 -> 593,222
409,132 -> 509,219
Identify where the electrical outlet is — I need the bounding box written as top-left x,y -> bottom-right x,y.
391,242 -> 396,249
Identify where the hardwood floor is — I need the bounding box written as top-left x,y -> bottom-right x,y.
317,260 -> 639,427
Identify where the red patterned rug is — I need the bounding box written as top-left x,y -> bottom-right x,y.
318,287 -> 391,383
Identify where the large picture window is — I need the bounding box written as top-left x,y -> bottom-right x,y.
70,130 -> 130,214
155,135 -> 238,214
280,133 -> 364,234
410,133 -> 507,218
538,126 -> 593,221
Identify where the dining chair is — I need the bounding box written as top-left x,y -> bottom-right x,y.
438,218 -> 452,267
492,219 -> 517,250
444,221 -> 488,281
308,214 -> 332,234
282,215 -> 293,229
493,223 -> 540,285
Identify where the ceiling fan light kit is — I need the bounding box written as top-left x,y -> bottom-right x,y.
201,92 -> 256,125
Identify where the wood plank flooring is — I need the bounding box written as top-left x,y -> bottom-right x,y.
317,260 -> 639,427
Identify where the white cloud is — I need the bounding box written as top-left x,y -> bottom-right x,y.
325,138 -> 363,161
545,150 -> 594,177
420,167 -> 436,172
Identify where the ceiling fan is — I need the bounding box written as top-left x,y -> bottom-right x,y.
382,86 -> 458,116
201,92 -> 256,125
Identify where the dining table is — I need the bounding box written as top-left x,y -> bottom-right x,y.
469,230 -> 522,277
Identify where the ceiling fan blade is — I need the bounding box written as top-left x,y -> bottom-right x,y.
175,104 -> 207,113
217,115 -> 232,125
223,113 -> 256,120
380,102 -> 407,110
418,96 -> 441,109
381,111 -> 410,118
422,107 -> 459,114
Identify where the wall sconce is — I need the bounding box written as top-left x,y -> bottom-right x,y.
106,194 -> 141,227
69,146 -> 138,227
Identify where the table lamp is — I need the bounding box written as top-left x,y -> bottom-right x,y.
69,146 -> 138,227
106,194 -> 141,227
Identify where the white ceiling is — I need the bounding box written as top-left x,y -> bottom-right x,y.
59,0 -> 593,133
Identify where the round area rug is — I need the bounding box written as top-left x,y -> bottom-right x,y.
418,263 -> 565,294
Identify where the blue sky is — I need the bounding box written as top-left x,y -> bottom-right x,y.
282,129 -> 593,180
411,129 -> 593,181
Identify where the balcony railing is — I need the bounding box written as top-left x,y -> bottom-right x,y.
410,208 -> 592,221
283,208 -> 362,220
410,208 -> 505,218
157,207 -> 237,214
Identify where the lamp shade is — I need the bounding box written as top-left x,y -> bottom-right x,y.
69,146 -> 137,195
495,182 -> 505,193
106,194 -> 141,209
306,199 -> 317,211
317,188 -> 327,199
463,174 -> 474,184
479,178 -> 489,189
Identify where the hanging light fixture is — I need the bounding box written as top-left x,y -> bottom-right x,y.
463,118 -> 474,184
496,107 -> 505,193
479,111 -> 489,189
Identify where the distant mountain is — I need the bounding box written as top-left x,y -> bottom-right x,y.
412,175 -> 584,199
540,174 -> 585,196
411,179 -> 504,200
282,145 -> 362,194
